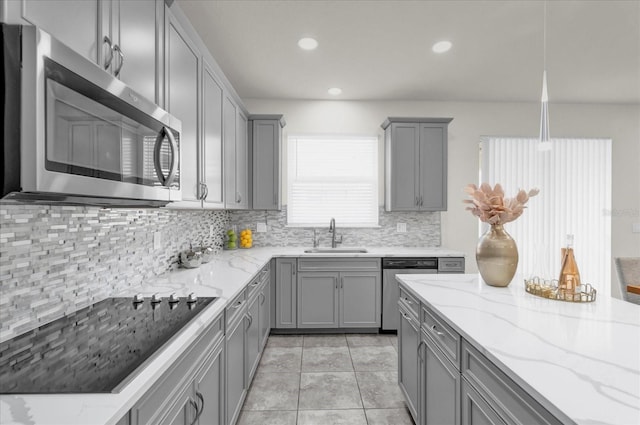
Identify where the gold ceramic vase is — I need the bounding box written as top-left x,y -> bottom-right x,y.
476,224 -> 518,287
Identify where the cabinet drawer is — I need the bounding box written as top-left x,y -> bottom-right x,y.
133,313 -> 223,425
399,285 -> 419,318
247,264 -> 271,300
298,257 -> 381,272
421,304 -> 460,368
438,257 -> 465,273
225,289 -> 247,329
461,340 -> 564,425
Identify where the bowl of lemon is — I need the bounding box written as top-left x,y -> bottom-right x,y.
239,228 -> 253,249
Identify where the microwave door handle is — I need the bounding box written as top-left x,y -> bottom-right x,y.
154,127 -> 178,187
165,128 -> 178,186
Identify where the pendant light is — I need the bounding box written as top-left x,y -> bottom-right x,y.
539,1 -> 552,151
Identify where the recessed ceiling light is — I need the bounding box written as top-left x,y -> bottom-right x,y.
328,87 -> 342,96
432,40 -> 452,53
298,37 -> 318,50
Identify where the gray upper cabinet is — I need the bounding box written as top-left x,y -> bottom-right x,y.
22,0 -> 161,103
382,117 -> 453,211
201,62 -> 225,208
107,0 -> 162,103
275,258 -> 297,328
235,111 -> 249,209
224,99 -> 249,210
22,0 -> 100,66
165,11 -> 200,204
249,115 -> 286,210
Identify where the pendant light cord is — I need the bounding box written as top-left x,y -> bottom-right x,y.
543,1 -> 547,72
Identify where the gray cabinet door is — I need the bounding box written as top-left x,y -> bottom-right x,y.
225,315 -> 246,425
115,0 -> 160,103
245,293 -> 261,385
259,280 -> 271,350
252,119 -> 281,210
23,0 -> 99,63
202,63 -> 224,208
223,96 -> 237,209
158,385 -> 192,425
166,13 -> 200,203
461,378 -> 506,425
235,111 -> 249,209
195,340 -> 224,425
297,272 -> 339,328
422,334 -> 460,425
275,258 -> 297,328
339,272 -> 380,328
398,306 -> 420,422
387,122 -> 420,211
419,124 -> 447,211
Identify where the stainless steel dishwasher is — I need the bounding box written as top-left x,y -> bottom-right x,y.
382,258 -> 437,331
381,257 -> 465,331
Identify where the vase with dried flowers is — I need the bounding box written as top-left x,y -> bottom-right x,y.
464,183 -> 539,287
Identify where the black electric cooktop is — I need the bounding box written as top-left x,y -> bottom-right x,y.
0,295 -> 217,394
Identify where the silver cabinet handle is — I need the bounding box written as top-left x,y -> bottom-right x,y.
153,127 -> 178,187
430,324 -> 445,337
417,340 -> 426,361
415,196 -> 419,206
340,277 -> 343,289
113,44 -> 124,77
246,312 -> 253,328
195,391 -> 204,422
403,297 -> 413,305
188,398 -> 199,425
335,277 -> 338,290
420,195 -> 424,206
103,36 -> 114,70
232,300 -> 244,309
401,312 -> 411,320
199,183 -> 209,200
236,192 -> 242,203
259,292 -> 265,305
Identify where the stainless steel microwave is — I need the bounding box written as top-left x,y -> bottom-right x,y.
1,24 -> 181,207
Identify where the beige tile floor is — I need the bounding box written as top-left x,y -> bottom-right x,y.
237,334 -> 415,425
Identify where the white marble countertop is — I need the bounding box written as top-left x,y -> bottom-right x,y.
0,246 -> 464,425
396,273 -> 640,425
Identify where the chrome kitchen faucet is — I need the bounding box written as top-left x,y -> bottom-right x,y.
329,218 -> 343,248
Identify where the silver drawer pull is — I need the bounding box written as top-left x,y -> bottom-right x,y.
232,300 -> 244,309
403,297 -> 413,304
430,324 -> 445,337
401,312 -> 411,320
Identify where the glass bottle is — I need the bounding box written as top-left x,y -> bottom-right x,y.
558,234 -> 581,294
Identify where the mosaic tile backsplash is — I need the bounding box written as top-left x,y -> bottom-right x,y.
0,204 -> 228,343
230,206 -> 441,248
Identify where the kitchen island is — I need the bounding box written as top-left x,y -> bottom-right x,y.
396,273 -> 640,425
0,246 -> 463,425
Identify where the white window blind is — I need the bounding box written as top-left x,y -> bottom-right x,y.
287,135 -> 379,227
481,137 -> 612,294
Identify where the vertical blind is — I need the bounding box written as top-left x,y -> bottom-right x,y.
481,137 -> 612,293
287,135 -> 378,227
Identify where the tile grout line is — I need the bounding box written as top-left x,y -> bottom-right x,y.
296,334 -> 304,425
346,335 -> 370,425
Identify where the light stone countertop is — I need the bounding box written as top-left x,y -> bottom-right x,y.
396,273 -> 640,425
0,246 -> 464,425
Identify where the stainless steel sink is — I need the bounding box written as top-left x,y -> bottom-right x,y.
304,248 -> 368,253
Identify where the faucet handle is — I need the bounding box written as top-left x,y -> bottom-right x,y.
336,234 -> 343,246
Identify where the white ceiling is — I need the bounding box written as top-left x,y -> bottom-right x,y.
177,0 -> 640,104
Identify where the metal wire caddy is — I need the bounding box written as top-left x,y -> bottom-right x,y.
524,277 -> 597,303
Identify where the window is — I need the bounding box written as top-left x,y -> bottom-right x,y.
287,135 -> 378,227
481,137 -> 612,294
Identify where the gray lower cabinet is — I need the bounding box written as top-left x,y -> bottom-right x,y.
296,258 -> 381,329
275,258 -> 297,328
249,115 -> 286,210
339,272 -> 381,327
225,292 -> 247,425
245,291 -> 261,384
259,278 -> 271,349
420,330 -> 460,425
398,282 -> 563,425
297,272 -> 339,328
398,302 -> 420,422
132,314 -> 224,425
461,378 -> 506,425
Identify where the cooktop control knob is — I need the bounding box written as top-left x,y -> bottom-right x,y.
168,293 -> 180,303
133,294 -> 144,304
151,293 -> 162,304
187,292 -> 198,303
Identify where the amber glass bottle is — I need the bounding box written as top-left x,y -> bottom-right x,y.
558,234 -> 581,294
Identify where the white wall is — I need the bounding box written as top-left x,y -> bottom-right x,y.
245,99 -> 640,298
